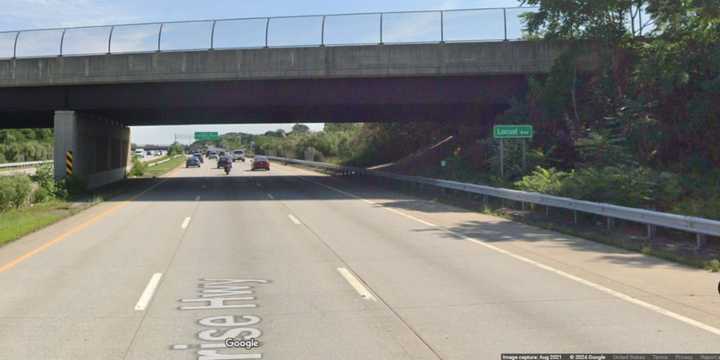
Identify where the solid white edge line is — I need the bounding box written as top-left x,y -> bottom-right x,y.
337,267 -> 377,302
288,214 -> 301,225
301,173 -> 720,337
134,273 -> 163,311
181,216 -> 191,229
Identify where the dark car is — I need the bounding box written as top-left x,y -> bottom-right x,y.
186,156 -> 201,168
217,156 -> 232,169
251,156 -> 270,171
192,154 -> 203,163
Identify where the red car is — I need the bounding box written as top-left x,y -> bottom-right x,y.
251,156 -> 270,171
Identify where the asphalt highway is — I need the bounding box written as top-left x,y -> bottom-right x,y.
0,159 -> 718,359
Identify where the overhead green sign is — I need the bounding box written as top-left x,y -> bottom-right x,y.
493,125 -> 533,139
194,132 -> 219,141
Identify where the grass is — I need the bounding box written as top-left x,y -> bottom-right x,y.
0,200 -> 87,247
137,155 -> 184,178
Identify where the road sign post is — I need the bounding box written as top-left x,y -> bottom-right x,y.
493,125 -> 533,178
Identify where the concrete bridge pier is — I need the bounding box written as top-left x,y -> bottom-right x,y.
53,110 -> 131,189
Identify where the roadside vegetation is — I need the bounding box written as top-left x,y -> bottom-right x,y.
0,129 -> 53,163
0,142 -> 185,247
236,1 -> 720,268
246,2 -> 720,223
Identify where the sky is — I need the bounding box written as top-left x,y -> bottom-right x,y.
2,0 -> 524,144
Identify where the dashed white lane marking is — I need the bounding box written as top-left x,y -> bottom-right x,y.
181,217 -> 191,229
288,214 -> 301,225
267,193 -> 275,200
302,175 -> 720,337
337,267 -> 377,302
134,273 -> 163,311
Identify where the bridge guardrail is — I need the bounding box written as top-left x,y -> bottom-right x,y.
267,156 -> 719,249
0,7 -> 538,59
0,6 -> 651,60
0,160 -> 52,169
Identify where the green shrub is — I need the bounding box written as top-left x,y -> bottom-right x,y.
705,259 -> 720,272
515,167 -> 570,195
673,195 -> 720,221
0,176 -> 33,211
130,157 -> 146,177
55,176 -> 86,199
30,164 -> 57,203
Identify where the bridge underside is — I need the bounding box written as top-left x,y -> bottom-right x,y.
0,75 -> 526,128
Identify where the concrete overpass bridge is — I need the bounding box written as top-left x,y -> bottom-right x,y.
0,7 -> 599,187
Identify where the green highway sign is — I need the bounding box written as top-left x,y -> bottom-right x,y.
493,125 -> 533,139
194,132 -> 219,141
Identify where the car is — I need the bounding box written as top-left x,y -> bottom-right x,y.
186,156 -> 201,168
217,156 -> 232,169
134,149 -> 145,158
251,156 -> 270,171
207,151 -> 218,159
232,150 -> 246,162
193,154 -> 204,163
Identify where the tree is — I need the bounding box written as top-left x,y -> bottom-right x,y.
291,124 -> 310,134
167,142 -> 185,156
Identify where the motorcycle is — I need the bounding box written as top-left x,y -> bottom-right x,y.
223,164 -> 232,175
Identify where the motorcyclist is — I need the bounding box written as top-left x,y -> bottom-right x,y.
222,155 -> 232,175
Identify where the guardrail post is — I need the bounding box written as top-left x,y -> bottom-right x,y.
647,224 -> 656,242
607,217 -> 614,231
696,234 -> 707,252
545,205 -> 550,217
573,210 -> 578,225
521,201 -> 526,211
483,195 -> 488,209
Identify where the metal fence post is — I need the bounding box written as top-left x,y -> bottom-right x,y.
107,26 -> 114,54
379,13 -> 384,45
503,8 -> 508,41
210,20 -> 217,50
321,15 -> 326,46
440,11 -> 444,43
607,217 -> 614,231
157,23 -> 164,51
12,31 -> 20,59
265,17 -> 271,48
573,210 -> 578,225
59,28 -> 67,56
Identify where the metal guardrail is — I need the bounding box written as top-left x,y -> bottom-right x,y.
0,7 -> 544,59
0,160 -> 52,169
267,156 -> 719,249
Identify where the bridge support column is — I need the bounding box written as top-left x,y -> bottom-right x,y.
53,110 -> 131,189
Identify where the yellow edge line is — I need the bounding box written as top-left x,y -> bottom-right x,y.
0,164 -> 183,274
